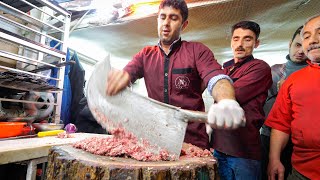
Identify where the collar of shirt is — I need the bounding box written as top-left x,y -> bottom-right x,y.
223,55 -> 254,71
286,54 -> 308,66
158,38 -> 182,55
307,60 -> 320,68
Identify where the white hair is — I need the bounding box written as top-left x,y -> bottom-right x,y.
301,13 -> 320,36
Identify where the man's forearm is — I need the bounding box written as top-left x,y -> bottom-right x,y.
208,79 -> 245,129
211,79 -> 236,102
269,129 -> 290,161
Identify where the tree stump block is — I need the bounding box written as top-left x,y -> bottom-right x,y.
46,145 -> 218,180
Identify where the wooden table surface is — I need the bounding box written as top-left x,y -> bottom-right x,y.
0,133 -> 110,165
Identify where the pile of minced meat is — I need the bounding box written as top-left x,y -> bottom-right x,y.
73,128 -> 212,161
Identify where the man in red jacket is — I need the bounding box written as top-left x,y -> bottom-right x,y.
265,14 -> 320,180
210,20 -> 272,180
106,0 -> 245,150
260,25 -> 308,180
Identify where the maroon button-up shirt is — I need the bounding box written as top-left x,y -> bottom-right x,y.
211,55 -> 272,160
124,39 -> 224,149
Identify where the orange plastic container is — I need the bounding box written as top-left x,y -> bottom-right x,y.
0,122 -> 27,138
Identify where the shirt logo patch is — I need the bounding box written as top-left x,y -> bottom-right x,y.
175,76 -> 190,89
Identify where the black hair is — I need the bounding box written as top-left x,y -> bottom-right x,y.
291,26 -> 303,42
231,21 -> 260,39
159,0 -> 188,22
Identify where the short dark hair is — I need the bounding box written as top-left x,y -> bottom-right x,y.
291,26 -> 303,42
159,0 -> 188,22
231,21 -> 260,39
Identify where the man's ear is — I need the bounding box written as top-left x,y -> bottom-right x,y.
254,39 -> 260,48
181,20 -> 188,31
289,40 -> 292,49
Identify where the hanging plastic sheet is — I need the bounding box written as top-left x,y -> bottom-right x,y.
68,51 -> 85,124
60,48 -> 72,125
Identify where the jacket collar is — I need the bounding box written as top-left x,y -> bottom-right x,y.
307,60 -> 320,68
158,38 -> 182,55
286,54 -> 308,66
223,55 -> 254,69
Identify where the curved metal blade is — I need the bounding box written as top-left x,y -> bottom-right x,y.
86,55 -> 191,159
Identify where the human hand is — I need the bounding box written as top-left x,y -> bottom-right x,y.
268,159 -> 285,180
106,69 -> 131,96
207,99 -> 245,129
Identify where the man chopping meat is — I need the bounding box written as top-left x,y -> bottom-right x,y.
106,0 -> 245,150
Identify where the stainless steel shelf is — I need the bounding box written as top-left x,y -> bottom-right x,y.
0,50 -> 57,68
0,1 -> 64,32
0,65 -> 60,81
0,98 -> 57,106
34,0 -> 71,17
0,83 -> 61,93
0,0 -> 70,123
0,70 -> 62,92
0,28 -> 66,59
20,0 -> 66,24
0,14 -> 63,44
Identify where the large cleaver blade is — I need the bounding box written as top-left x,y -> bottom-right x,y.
87,55 -> 208,160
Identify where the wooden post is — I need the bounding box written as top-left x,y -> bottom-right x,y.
46,145 -> 218,180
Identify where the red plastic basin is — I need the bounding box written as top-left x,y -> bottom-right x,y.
0,122 -> 27,138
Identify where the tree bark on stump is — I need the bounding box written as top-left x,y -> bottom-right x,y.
46,145 -> 218,180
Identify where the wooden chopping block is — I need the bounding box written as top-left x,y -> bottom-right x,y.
46,145 -> 218,180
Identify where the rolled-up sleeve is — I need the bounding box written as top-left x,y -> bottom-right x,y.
207,75 -> 233,95
123,49 -> 145,83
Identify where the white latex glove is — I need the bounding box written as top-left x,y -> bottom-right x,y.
208,99 -> 245,129
206,124 -> 213,141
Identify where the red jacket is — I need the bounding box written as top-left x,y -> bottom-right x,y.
265,61 -> 320,179
124,39 -> 224,149
211,55 -> 272,160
